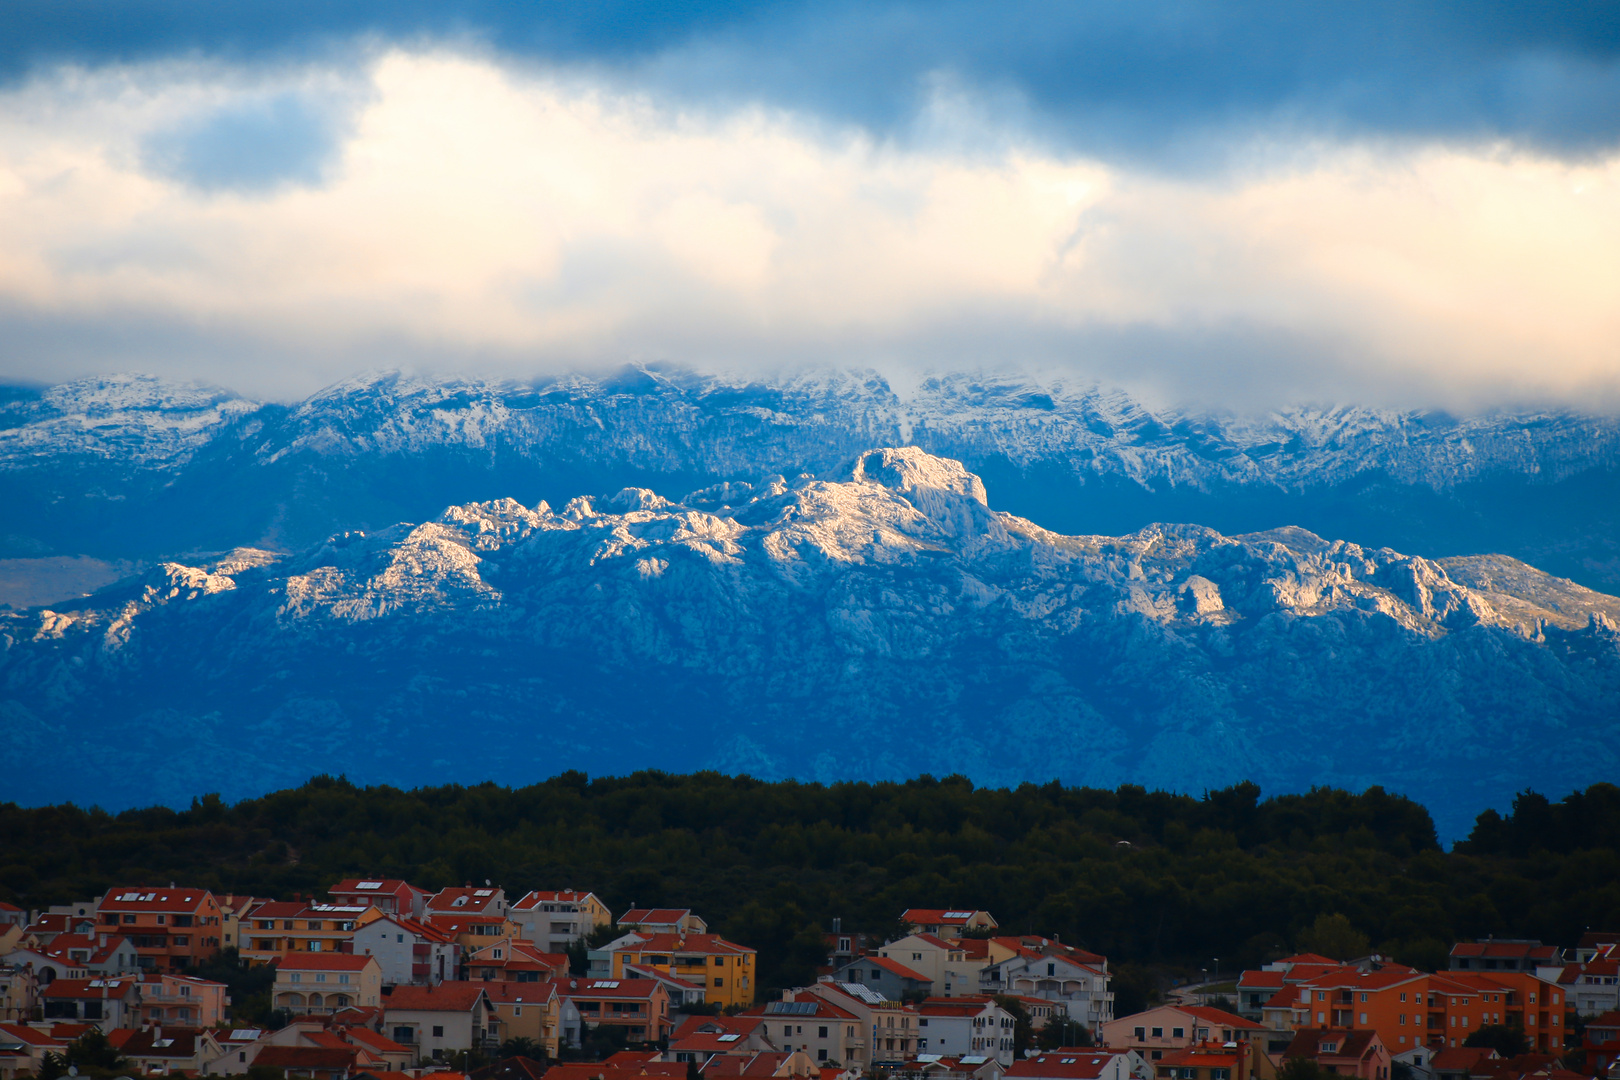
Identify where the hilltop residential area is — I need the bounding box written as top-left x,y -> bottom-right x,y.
1,888 -> 1617,1080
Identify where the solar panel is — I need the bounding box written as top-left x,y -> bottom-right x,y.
357,882 -> 383,889
718,1035 -> 742,1043
765,1001 -> 818,1015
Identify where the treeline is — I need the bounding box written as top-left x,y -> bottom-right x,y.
2,775 -> 1618,993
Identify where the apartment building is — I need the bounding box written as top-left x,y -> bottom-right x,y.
96,887 -> 223,972
511,891 -> 612,951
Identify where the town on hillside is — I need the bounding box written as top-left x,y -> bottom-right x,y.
2,890 -> 1617,1080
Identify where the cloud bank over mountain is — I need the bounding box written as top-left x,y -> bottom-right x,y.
0,3 -> 1618,408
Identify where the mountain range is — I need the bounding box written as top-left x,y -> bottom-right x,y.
3,368 -> 1618,833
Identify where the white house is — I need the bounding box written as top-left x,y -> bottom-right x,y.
914,997 -> 1016,1067
879,935 -> 986,998
511,891 -> 612,952
352,914 -> 460,986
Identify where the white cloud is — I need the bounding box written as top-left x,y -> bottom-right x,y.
0,49 -> 1617,408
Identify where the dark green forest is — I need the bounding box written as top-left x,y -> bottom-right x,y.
2,774 -> 1618,994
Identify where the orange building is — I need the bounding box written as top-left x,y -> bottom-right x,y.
1280,965 -> 1568,1056
96,887 -> 223,972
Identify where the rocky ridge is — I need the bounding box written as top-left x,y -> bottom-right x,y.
3,447 -> 1616,834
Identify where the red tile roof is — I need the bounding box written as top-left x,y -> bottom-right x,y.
1450,943 -> 1559,961
862,956 -> 930,982
1236,970 -> 1285,988
99,887 -> 216,912
618,908 -> 695,926
0,1023 -> 63,1048
617,933 -> 755,956
1285,1029 -> 1379,1060
256,1046 -> 360,1070
383,984 -> 493,1011
1158,1047 -> 1239,1069
1429,1048 -> 1500,1072
1178,1005 -> 1264,1030
564,979 -> 665,1000
903,910 -> 988,925
276,953 -> 378,972
1006,1052 -> 1131,1079
41,977 -> 139,999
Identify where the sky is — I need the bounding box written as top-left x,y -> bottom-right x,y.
1,2 -> 1619,409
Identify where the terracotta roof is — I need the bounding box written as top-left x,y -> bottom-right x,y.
249,901 -> 309,919
1586,1010 -> 1620,1031
428,887 -> 504,911
276,953 -> 378,972
1559,959 -> 1619,983
1285,1030 -> 1378,1060
1006,1052 -> 1130,1079
672,1014 -> 766,1041
616,933 -> 754,956
384,984 -> 492,1012
1429,1048 -> 1500,1072
1450,943 -> 1559,961
1178,1005 -> 1264,1030
1158,1047 -> 1239,1068
99,887 -> 216,913
343,1027 -> 414,1055
565,978 -> 664,1000
331,880 -> 425,896
739,998 -> 857,1021
1278,954 -> 1340,965
0,1023 -> 62,1048
116,1028 -> 210,1058
42,977 -> 139,999
366,914 -> 458,943
903,910 -> 990,925
257,1046 -> 360,1069
857,956 -> 930,982
481,982 -> 559,1005
358,1071 -> 420,1080
471,1059 -> 551,1080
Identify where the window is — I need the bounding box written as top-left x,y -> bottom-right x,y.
1048,963 -> 1056,976
784,1026 -> 794,1037
290,973 -> 301,983
1361,1013 -> 1369,1024
157,915 -> 167,925
398,934 -> 405,943
1152,1028 -> 1163,1039
1172,1028 -> 1184,1040
316,974 -> 327,983
1212,1070 -> 1230,1080
1135,1028 -> 1146,1041
1360,993 -> 1368,1003
340,975 -> 351,984
1400,993 -> 1406,1003
1318,992 -> 1326,1002
124,915 -> 137,924
433,1026 -> 444,1038
715,978 -> 724,988
714,957 -> 725,967
819,1027 -> 829,1038
1399,1015 -> 1406,1025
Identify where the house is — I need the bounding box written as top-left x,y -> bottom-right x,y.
1557,948 -> 1619,1018
913,997 -> 1016,1067
878,936 -> 986,999
1586,1011 -> 1620,1077
482,980 -> 565,1058
330,881 -> 431,920
351,914 -> 461,987
623,964 -> 707,1009
111,1025 -> 226,1076
741,995 -> 865,1065
274,954 -> 384,1014
5,931 -> 139,982
1233,972 -> 1285,1022
427,914 -> 524,957
829,955 -> 933,1002
240,902 -> 375,966
700,1050 -> 821,1078
1152,1043 -> 1267,1080
618,909 -> 708,936
1426,1046 -> 1499,1080
607,933 -> 758,1008
1006,1049 -> 1148,1080
563,977 -> 672,1043
139,972 -> 230,1026
1283,1029 -> 1391,1080
429,888 -> 510,919
95,886 -> 223,972
893,1054 -> 1006,1080
511,892 -> 612,952
1102,1006 -> 1263,1064
802,982 -> 923,1068
665,1013 -> 778,1065
383,982 -> 500,1061
1448,942 -> 1564,982
0,1021 -> 65,1080
40,975 -> 142,1025
473,1058 -> 553,1080
0,967 -> 38,1024
902,912 -> 999,941
978,938 -> 1113,1036
1275,967 -> 1569,1057
216,894 -> 270,954
251,1045 -> 360,1080
467,939 -> 569,983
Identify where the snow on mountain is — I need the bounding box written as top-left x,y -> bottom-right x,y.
2,446 -> 1616,834
0,374 -> 259,469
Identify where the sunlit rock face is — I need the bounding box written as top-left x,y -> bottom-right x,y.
3,446 -> 1617,837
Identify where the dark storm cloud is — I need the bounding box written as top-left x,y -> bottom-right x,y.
4,1 -> 1620,161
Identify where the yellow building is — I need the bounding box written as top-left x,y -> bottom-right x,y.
240,901 -> 376,965
609,933 -> 757,1009
483,980 -> 564,1057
